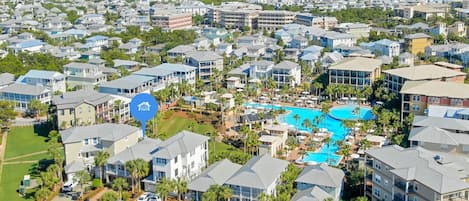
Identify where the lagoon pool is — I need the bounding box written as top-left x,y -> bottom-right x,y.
244,102 -> 374,165
329,105 -> 375,121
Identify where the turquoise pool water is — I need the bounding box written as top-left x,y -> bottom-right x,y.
244,102 -> 374,165
329,105 -> 375,120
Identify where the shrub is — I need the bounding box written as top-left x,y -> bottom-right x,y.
92,179 -> 103,189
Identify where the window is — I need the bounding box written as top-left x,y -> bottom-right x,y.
191,161 -> 195,169
429,97 -> 440,104
374,162 -> 381,170
83,139 -> 89,145
412,95 -> 421,102
374,174 -> 381,183
374,188 -> 381,197
155,158 -> 167,165
92,138 -> 98,145
174,156 -> 178,163
59,110 -> 64,115
451,98 -> 463,106
412,104 -> 420,111
174,169 -> 178,177
384,179 -> 389,185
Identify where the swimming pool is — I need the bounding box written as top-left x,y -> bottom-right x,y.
329,105 -> 375,121
244,102 -> 374,165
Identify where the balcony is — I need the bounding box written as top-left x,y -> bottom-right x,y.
393,194 -> 405,201
366,160 -> 373,167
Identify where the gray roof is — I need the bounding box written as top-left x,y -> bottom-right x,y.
328,57 -> 382,71
185,51 -> 222,61
366,145 -> 469,194
0,83 -> 50,96
168,45 -> 195,54
0,73 -> 15,86
22,69 -> 65,80
412,115 -> 469,132
52,90 -> 112,109
64,62 -> 98,69
400,81 -> 469,99
188,159 -> 242,192
291,186 -> 331,201
64,160 -> 86,174
225,154 -> 289,189
152,130 -> 209,159
409,126 -> 469,146
295,163 -> 345,188
273,61 -> 299,70
99,74 -> 155,89
107,138 -> 162,164
405,33 -> 431,39
383,65 -> 466,80
61,123 -> 140,144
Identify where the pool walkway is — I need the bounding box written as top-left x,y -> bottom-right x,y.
286,134 -> 313,162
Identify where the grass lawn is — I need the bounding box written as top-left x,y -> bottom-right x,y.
158,115 -> 217,139
5,125 -> 51,159
0,164 -> 37,201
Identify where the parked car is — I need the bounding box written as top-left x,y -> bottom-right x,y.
138,192 -> 151,201
62,180 -> 78,192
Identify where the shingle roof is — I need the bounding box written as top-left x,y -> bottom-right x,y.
64,62 -> 98,69
0,73 -> 15,86
107,138 -> 162,164
273,61 -> 300,70
366,145 -> 469,194
400,81 -> 469,99
52,90 -> 112,109
188,159 -> 242,192
225,154 -> 289,189
60,123 -> 140,144
133,63 -> 196,77
167,45 -> 195,54
328,57 -> 382,71
22,70 -> 65,80
152,130 -> 209,159
295,163 -> 344,188
409,126 -> 469,146
186,51 -> 222,61
99,74 -> 155,89
405,33 -> 431,39
383,65 -> 465,80
64,160 -> 86,174
0,83 -> 50,96
412,115 -> 469,132
291,186 -> 331,201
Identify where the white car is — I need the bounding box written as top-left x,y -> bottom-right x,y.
147,194 -> 161,201
138,192 -> 151,201
62,180 -> 78,192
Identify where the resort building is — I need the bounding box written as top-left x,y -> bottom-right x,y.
259,124 -> 289,157
294,164 -> 345,201
142,131 -> 209,191
360,39 -> 400,57
409,126 -> 469,155
133,63 -> 197,90
328,57 -> 382,89
207,2 -> 261,29
0,83 -> 51,112
320,31 -> 356,49
400,81 -> 469,119
185,51 -> 223,84
412,115 -> 469,133
383,65 -> 466,93
150,11 -> 192,31
365,145 -> 469,201
17,70 -> 66,93
294,13 -> 337,30
98,74 -> 157,97
404,33 -> 433,55
257,10 -> 295,31
333,23 -> 370,38
61,124 -> 140,181
225,154 -> 289,201
188,159 -> 242,201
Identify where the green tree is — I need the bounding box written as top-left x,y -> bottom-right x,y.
302,118 -> 313,132
28,99 -> 48,119
203,184 -> 232,201
74,170 -> 91,189
175,178 -> 188,201
94,151 -> 110,182
0,100 -> 16,128
112,177 -> 129,200
34,187 -> 51,201
155,178 -> 176,201
101,191 -> 119,201
293,114 -> 300,135
352,196 -> 368,201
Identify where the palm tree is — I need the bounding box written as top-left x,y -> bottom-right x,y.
34,187 -> 51,201
112,177 -> 128,200
258,192 -> 272,201
361,138 -> 372,151
74,170 -> 91,189
246,130 -> 260,156
101,191 -> 119,201
220,185 -> 233,201
302,118 -> 312,133
155,178 -> 176,201
219,97 -> 227,131
95,151 -> 110,182
312,82 -> 323,96
204,184 -> 232,201
352,196 -> 368,201
323,137 -> 332,165
293,114 -> 300,135
175,178 -> 188,201
134,159 -> 150,192
202,190 -> 217,201
338,144 -> 352,170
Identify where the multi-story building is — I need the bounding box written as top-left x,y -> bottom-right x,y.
208,2 -> 261,29
334,23 -> 370,38
52,90 -> 130,130
0,83 -> 51,112
409,117 -> 469,155
151,11 -> 192,31
63,62 -> 107,88
133,63 -> 197,86
259,125 -> 289,157
142,131 -> 209,191
17,70 -> 66,93
294,164 -> 344,201
360,39 -> 400,57
61,124 -> 140,181
248,60 -> 274,81
328,57 -> 382,89
271,61 -> 301,88
98,74 -> 157,97
365,145 -> 469,201
320,31 -> 356,49
448,21 -> 467,37
404,33 -> 433,55
257,10 -> 295,31
225,154 -> 289,201
185,51 -> 223,84
295,13 -> 337,30
400,81 -> 469,119
383,64 -> 466,93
